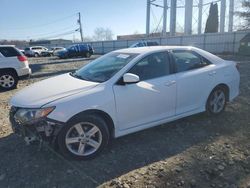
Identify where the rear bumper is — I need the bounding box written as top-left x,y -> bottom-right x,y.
9,106 -> 64,144
17,67 -> 32,78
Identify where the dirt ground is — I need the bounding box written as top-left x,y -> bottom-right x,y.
0,55 -> 250,188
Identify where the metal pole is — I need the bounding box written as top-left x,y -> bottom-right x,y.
198,0 -> 203,34
228,0 -> 234,32
163,0 -> 168,37
184,0 -> 193,35
220,0 -> 226,33
78,12 -> 84,42
146,0 -> 151,37
170,0 -> 177,36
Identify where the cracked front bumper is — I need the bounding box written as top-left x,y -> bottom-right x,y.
9,106 -> 64,144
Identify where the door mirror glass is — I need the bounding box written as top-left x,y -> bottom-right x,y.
123,73 -> 140,84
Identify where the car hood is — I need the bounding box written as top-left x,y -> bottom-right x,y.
10,73 -> 99,108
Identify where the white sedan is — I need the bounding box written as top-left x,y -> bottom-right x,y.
9,46 -> 240,160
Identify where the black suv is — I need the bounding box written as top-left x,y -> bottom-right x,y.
57,44 -> 94,59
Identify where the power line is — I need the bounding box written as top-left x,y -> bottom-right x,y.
4,13 -> 77,30
27,25 -> 77,38
36,29 -> 79,40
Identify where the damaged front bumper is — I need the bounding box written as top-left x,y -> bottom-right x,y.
9,106 -> 64,146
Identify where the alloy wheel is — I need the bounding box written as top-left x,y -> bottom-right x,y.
65,122 -> 102,156
0,74 -> 15,89
209,89 -> 226,114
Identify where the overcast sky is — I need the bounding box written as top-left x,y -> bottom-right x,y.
0,0 -> 241,41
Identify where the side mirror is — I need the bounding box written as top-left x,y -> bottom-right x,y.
123,73 -> 140,84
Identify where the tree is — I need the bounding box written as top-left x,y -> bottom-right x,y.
92,27 -> 114,41
236,1 -> 250,29
205,3 -> 219,33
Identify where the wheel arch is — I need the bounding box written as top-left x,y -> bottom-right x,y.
67,109 -> 115,138
212,83 -> 230,102
0,68 -> 18,77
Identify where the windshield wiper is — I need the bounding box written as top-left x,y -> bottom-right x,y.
70,72 -> 83,80
70,72 -> 93,82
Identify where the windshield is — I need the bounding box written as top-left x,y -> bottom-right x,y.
72,52 -> 138,83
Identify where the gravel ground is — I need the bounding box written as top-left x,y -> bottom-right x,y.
0,55 -> 249,188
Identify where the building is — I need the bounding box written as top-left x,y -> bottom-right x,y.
29,39 -> 72,46
117,32 -> 183,40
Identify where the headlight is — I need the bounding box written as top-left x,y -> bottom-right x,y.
14,107 -> 55,124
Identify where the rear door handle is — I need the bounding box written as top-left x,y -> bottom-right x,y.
165,80 -> 176,87
209,71 -> 216,76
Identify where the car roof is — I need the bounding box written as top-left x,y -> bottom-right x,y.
30,46 -> 47,48
114,46 -> 195,54
114,46 -> 223,63
0,45 -> 16,47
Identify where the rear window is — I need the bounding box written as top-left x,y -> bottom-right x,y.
0,47 -> 21,57
146,42 -> 159,46
25,47 -> 30,50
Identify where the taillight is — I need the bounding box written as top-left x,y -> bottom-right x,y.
17,55 -> 27,62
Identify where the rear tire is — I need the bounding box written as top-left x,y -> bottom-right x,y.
57,114 -> 110,160
85,52 -> 91,58
0,71 -> 18,90
34,53 -> 39,57
206,87 -> 227,115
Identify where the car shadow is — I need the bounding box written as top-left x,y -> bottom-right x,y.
0,112 -> 235,187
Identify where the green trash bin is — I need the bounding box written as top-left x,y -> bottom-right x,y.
239,33 -> 250,56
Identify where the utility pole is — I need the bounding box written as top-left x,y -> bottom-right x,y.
220,0 -> 226,33
78,12 -> 83,42
146,0 -> 151,37
198,0 -> 203,34
163,0 -> 168,37
184,0 -> 193,35
170,0 -> 176,36
228,0 -> 234,32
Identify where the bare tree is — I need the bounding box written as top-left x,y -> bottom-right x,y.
92,27 -> 114,41
236,1 -> 250,29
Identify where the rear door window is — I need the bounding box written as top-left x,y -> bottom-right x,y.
0,47 -> 20,57
172,50 -> 211,73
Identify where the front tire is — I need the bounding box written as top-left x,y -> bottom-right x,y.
0,71 -> 18,90
57,115 -> 110,160
206,87 -> 227,115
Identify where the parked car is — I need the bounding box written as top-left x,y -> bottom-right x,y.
52,47 -> 66,55
57,44 -> 93,59
41,49 -> 53,57
9,46 -> 239,160
130,41 -> 159,48
41,47 -> 66,57
53,47 -> 67,56
24,46 -> 48,57
18,48 -> 25,54
0,45 -> 31,90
